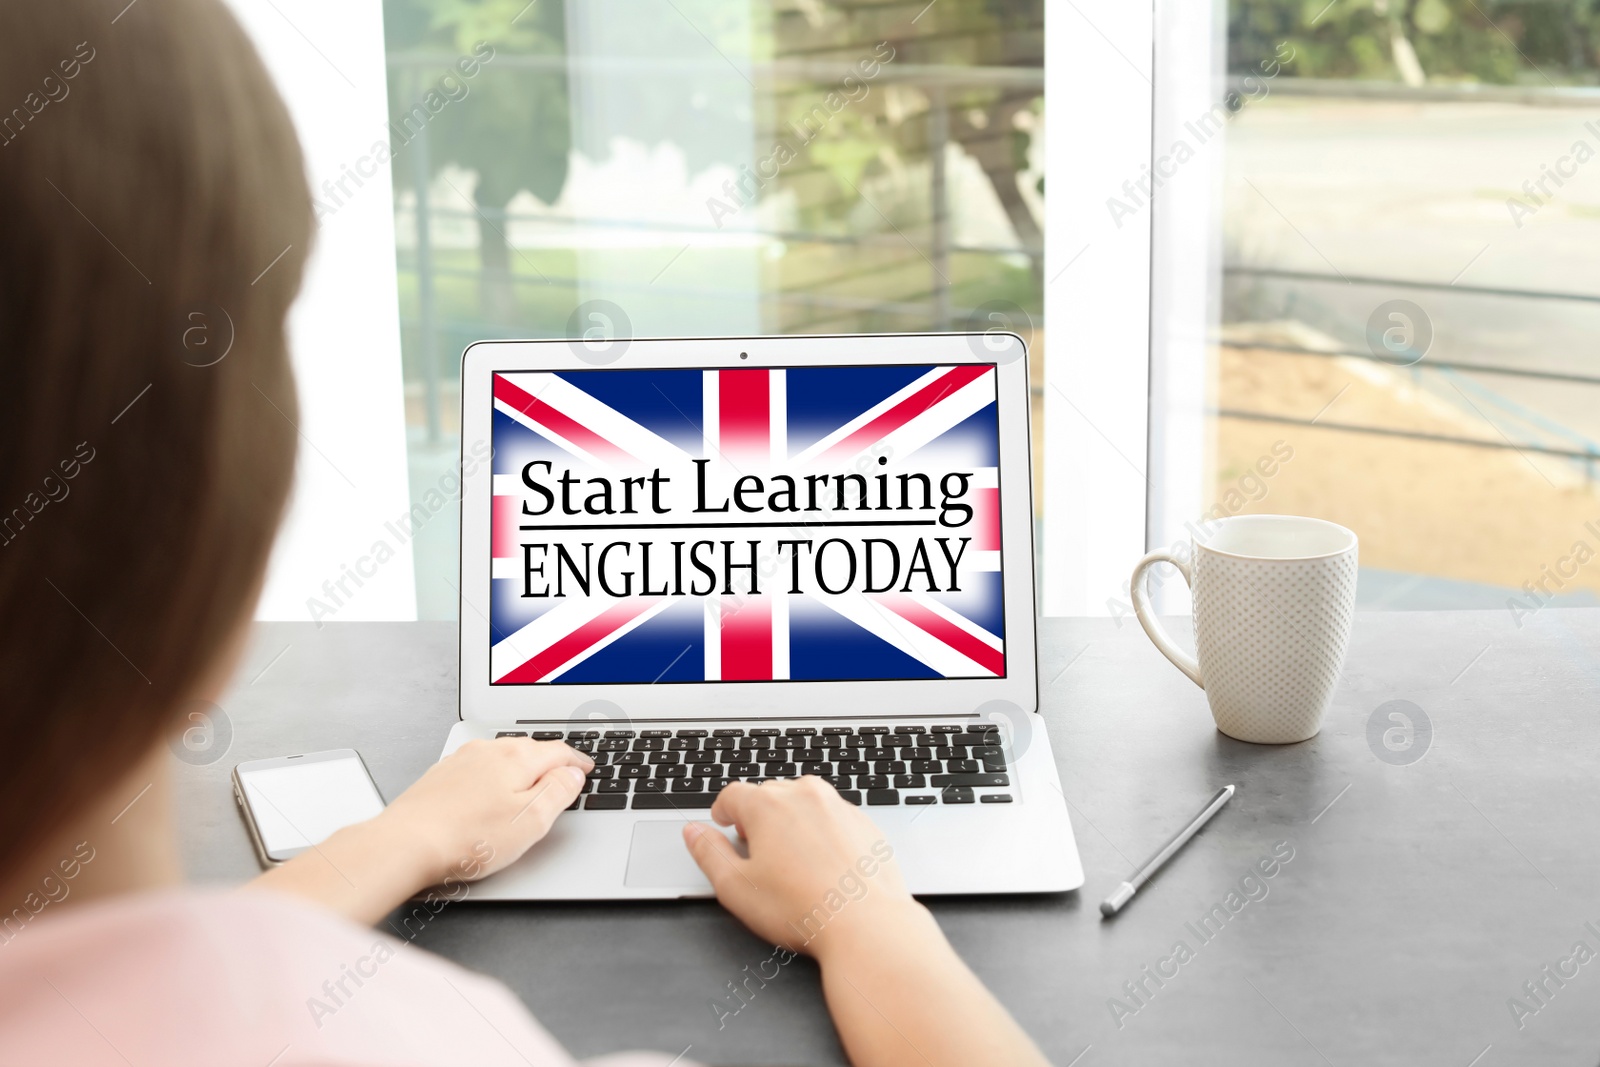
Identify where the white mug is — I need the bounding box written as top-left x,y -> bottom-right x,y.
1130,515 -> 1358,744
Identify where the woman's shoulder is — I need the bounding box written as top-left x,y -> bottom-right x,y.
0,887 -> 595,1067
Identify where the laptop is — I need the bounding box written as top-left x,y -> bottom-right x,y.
442,332 -> 1083,899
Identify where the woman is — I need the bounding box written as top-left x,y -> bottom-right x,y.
0,3 -> 1051,1065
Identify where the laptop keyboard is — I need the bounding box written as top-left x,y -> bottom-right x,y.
494,725 -> 1013,811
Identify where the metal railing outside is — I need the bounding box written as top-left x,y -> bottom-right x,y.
1220,265 -> 1600,475
387,52 -> 1044,443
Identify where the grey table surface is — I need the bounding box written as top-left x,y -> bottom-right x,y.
177,609 -> 1600,1066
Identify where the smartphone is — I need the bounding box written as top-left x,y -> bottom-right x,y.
232,749 -> 386,867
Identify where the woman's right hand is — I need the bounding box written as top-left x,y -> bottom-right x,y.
685,777 -> 1051,1067
681,777 -> 931,960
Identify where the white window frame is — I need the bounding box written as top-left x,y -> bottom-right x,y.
1044,0 -> 1222,617
1043,0 -> 1154,617
225,0 -> 418,622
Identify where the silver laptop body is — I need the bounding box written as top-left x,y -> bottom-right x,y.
443,332 -> 1083,899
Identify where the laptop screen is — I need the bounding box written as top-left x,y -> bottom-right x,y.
488,363 -> 1005,685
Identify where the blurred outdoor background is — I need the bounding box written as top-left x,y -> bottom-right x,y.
380,0 -> 1044,617
1216,0 -> 1600,611
379,0 -> 1600,618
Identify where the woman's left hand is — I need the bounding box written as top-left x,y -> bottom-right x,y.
248,737 -> 592,924
379,737 -> 594,886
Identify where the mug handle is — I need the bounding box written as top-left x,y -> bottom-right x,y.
1130,550 -> 1203,688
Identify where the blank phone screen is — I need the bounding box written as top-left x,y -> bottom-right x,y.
240,755 -> 385,857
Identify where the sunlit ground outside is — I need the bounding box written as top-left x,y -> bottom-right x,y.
1215,94 -> 1600,611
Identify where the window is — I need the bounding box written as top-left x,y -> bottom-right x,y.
380,0 -> 1047,619
1146,0 -> 1600,617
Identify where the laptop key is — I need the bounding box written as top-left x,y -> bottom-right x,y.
632,794 -> 715,810
867,789 -> 900,805
750,727 -> 779,737
531,730 -> 564,740
658,765 -> 688,778
705,736 -> 736,751
667,738 -> 698,751
857,774 -> 889,790
839,760 -> 870,775
892,725 -> 925,735
496,731 -> 528,738
617,751 -> 645,765
712,728 -> 744,737
637,779 -> 668,794
568,730 -> 600,740
729,763 -> 761,777
799,762 -> 833,776
837,790 -> 863,805
676,729 -> 708,738
693,764 -> 721,777
906,795 -> 938,805
931,724 -> 962,734
767,763 -> 798,777
672,778 -> 704,792
872,761 -> 907,775
632,738 -> 665,752
598,780 -> 629,794
948,759 -> 980,773
706,778 -> 730,792
823,775 -> 853,790
893,774 -> 926,790
784,727 -> 817,737
930,773 -> 1009,788
585,795 -> 627,810
647,752 -> 679,765
586,766 -> 614,779
980,794 -> 1014,804
620,765 -> 649,779
597,739 -> 629,752
941,786 -> 975,804
822,726 -> 853,735
911,759 -> 940,774
603,729 -> 635,738
641,729 -> 671,738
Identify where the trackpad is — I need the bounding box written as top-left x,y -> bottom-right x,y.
624,821 -> 716,890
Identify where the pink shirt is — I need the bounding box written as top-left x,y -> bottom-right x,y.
0,888 -> 696,1067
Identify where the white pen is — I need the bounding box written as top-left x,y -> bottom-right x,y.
1099,784 -> 1235,918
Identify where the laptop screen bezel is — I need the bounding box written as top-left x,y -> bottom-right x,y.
457,333 -> 1038,723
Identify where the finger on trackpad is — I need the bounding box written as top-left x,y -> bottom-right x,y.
624,820 -> 725,890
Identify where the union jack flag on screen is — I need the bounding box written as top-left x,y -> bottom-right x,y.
488,363 -> 1005,684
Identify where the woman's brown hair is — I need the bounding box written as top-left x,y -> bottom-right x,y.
0,0 -> 311,872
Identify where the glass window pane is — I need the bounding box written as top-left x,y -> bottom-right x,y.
380,1 -> 1045,619
1166,2 -> 1600,612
